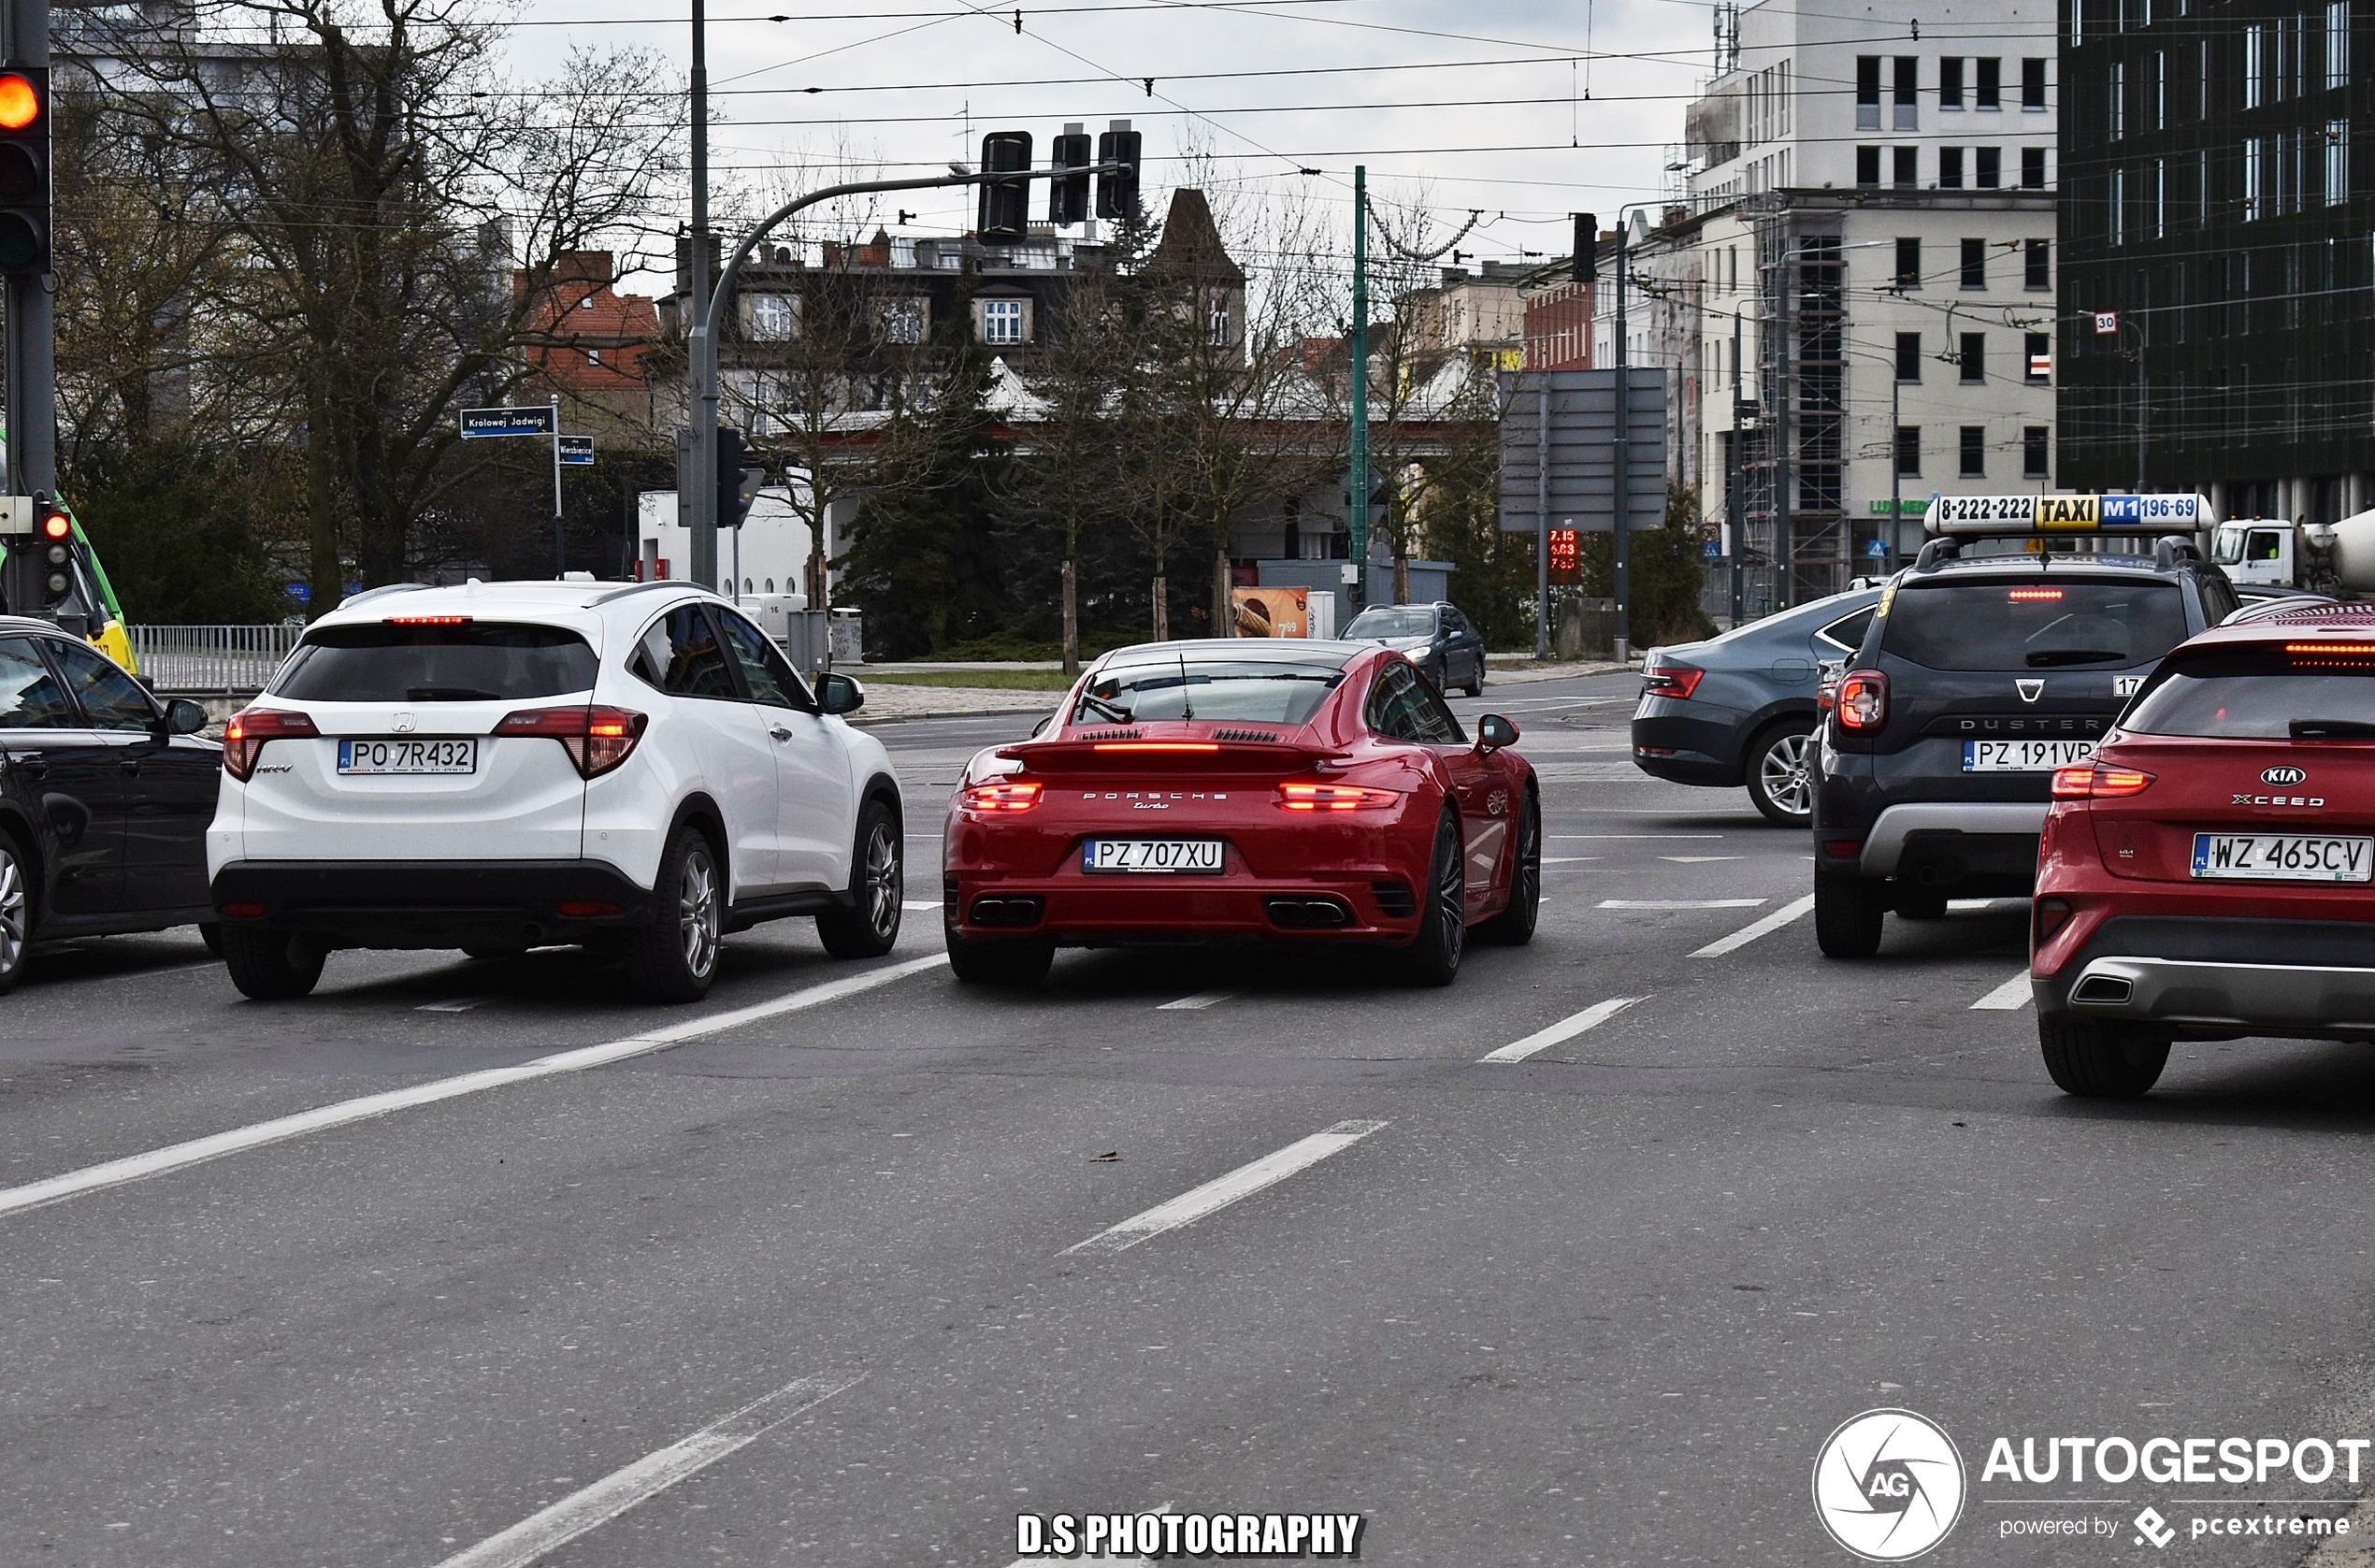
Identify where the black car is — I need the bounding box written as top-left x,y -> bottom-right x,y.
0,616 -> 218,991
1811,536 -> 2239,957
1632,586 -> 1884,826
1342,601 -> 1489,697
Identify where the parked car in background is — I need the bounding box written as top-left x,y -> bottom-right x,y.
1630,586 -> 1884,826
0,615 -> 218,993
207,581 -> 905,1003
1343,601 -> 1489,697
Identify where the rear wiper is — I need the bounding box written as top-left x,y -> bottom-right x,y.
1077,692 -> 1134,724
2291,718 -> 2375,739
407,685 -> 499,700
2024,649 -> 2126,668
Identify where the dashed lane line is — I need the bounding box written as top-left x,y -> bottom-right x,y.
1156,990 -> 1237,1011
1599,899 -> 1766,911
1062,1121 -> 1389,1256
1478,997 -> 1645,1064
1549,834 -> 1726,840
417,996 -> 500,1014
0,954 -> 950,1220
1688,893 -> 1819,958
1660,856 -> 1744,864
1971,972 -> 2036,1010
430,1373 -> 865,1568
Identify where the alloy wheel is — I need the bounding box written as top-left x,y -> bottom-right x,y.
1512,804 -> 1540,912
862,823 -> 901,941
1762,731 -> 1816,818
1433,820 -> 1465,971
680,846 -> 720,978
0,845 -> 23,978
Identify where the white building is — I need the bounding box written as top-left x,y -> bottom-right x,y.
1614,0 -> 2066,611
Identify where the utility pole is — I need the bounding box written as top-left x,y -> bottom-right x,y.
1728,309 -> 1744,626
1611,219 -> 1632,662
686,0 -> 715,592
1773,226 -> 1793,609
1,0 -> 50,511
1534,378 -> 1550,659
549,393 -> 565,576
1346,164 -> 1369,618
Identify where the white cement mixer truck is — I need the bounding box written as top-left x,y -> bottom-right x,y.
2211,511 -> 2375,593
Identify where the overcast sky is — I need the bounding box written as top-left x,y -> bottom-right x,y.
501,0 -> 1722,295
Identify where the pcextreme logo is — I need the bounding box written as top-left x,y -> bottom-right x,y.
1812,1408 -> 1967,1561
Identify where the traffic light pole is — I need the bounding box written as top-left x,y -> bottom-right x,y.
0,0 -> 51,619
1346,164 -> 1368,618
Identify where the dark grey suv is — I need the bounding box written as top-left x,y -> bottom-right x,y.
1631,587 -> 1883,826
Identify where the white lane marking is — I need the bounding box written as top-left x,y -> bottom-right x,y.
417,996 -> 500,1014
0,955 -> 949,1219
430,1372 -> 864,1568
1156,990 -> 1236,1011
1479,996 -> 1644,1064
1598,899 -> 1766,910
902,899 -> 943,911
1971,972 -> 2036,1011
1550,833 -> 1726,840
1541,856 -> 1599,864
1063,1120 -> 1388,1256
1659,856 -> 1744,864
1688,893 -> 1818,957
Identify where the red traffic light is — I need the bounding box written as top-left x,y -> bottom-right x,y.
39,510 -> 69,540
0,75 -> 39,132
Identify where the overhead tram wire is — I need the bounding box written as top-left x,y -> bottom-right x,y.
506,0 -> 1371,22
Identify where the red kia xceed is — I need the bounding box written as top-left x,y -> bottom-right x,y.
2032,606 -> 2375,1096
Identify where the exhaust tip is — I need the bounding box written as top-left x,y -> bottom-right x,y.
2072,974 -> 2134,1007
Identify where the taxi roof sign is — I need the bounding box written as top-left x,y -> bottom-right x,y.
1922,493 -> 2210,536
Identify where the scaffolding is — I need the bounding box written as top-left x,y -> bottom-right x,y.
1741,209 -> 1851,611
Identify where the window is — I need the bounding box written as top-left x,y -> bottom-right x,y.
2123,645 -> 2375,738
1960,331 -> 1986,381
1940,146 -> 1965,187
1884,581 -> 2190,672
2026,331 -> 2052,381
1209,300 -> 1232,346
2330,1 -> 2352,89
2111,165 -> 2129,242
2199,38 -> 2210,117
1895,425 -> 1922,475
2329,118 -> 2352,206
630,607 -> 737,698
585,348 -> 600,367
1894,237 -> 1922,288
1894,56 -> 1920,129
2109,61 -> 2125,138
1857,56 -> 1882,129
1961,238 -> 1987,289
1976,56 -> 2002,108
1365,660 -> 1464,745
45,640 -> 152,731
979,298 -> 1026,345
577,295 -> 594,311
2022,57 -> 2049,109
0,638 -> 72,728
879,297 -> 927,343
745,293 -> 796,341
2244,138 -> 2264,220
1959,425 -> 1987,477
1856,146 -> 1881,186
2247,24 -> 2266,108
1976,146 -> 2002,188
1895,331 -> 1923,381
279,623 -> 598,704
1083,654 -> 1348,726
716,608 -> 815,712
2026,237 -> 2051,289
1893,146 -> 1919,187
1941,56 -> 1965,108
2023,425 -> 2051,478
1817,608 -> 1877,654
2074,0 -> 2086,44
2021,146 -> 2048,188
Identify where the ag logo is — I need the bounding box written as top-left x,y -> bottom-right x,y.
1812,1408 -> 1965,1561
2264,766 -> 2309,786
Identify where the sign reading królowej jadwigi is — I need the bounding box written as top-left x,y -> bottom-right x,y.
458,405 -> 556,439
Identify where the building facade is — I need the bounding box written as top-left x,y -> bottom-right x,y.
2059,0 -> 2375,523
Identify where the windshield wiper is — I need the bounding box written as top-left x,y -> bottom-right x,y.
2024,649 -> 2127,668
2291,718 -> 2375,739
1077,692 -> 1134,724
407,685 -> 500,700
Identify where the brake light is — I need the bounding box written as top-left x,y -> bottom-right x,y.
2050,764 -> 2155,798
1092,741 -> 1220,754
1642,664 -> 1706,700
493,705 -> 648,777
387,614 -> 471,626
1276,782 -> 1403,812
958,780 -> 1043,813
2008,587 -> 2064,602
221,708 -> 319,781
2286,641 -> 2375,666
1834,670 -> 1888,730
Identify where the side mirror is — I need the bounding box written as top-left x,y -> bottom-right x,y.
164,698 -> 209,736
817,672 -> 864,716
1476,713 -> 1519,751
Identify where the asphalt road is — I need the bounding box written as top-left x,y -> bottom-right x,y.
9,669 -> 2375,1567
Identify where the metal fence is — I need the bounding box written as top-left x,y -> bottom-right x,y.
130,625 -> 303,695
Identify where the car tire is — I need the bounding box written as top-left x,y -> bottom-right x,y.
2038,1014 -> 2170,1099
944,928 -> 1054,985
1463,655 -> 1485,698
1813,872 -> 1887,959
1474,793 -> 1539,946
817,799 -> 903,959
622,825 -> 723,1003
0,832 -> 32,996
1893,885 -> 1949,920
220,928 -> 327,1000
1744,720 -> 1818,827
198,922 -> 223,957
1403,808 -> 1467,985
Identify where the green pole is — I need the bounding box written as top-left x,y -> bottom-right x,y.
1347,165 -> 1369,616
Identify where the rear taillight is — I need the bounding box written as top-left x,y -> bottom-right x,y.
494,705 -> 648,778
222,708 -> 319,781
1276,782 -> 1403,812
1834,670 -> 1888,731
2050,764 -> 2154,798
958,780 -> 1042,813
1642,663 -> 1706,700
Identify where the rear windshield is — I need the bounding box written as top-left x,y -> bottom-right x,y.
1074,657 -> 1346,726
1345,607 -> 1433,639
273,622 -> 598,702
2125,645 -> 2375,740
1881,581 -> 2189,671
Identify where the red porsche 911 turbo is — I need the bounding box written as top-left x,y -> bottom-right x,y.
942,639 -> 1540,986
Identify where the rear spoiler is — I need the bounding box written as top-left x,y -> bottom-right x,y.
996,738 -> 1342,771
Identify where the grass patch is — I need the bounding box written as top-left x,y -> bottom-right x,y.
919,630 -> 1141,662
858,669 -> 1078,691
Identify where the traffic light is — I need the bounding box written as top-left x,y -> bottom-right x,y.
35,496 -> 71,614
1095,121 -> 1141,222
0,68 -> 47,275
1048,124 -> 1092,225
715,426 -> 763,529
977,131 -> 1031,240
1572,213 -> 1596,283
